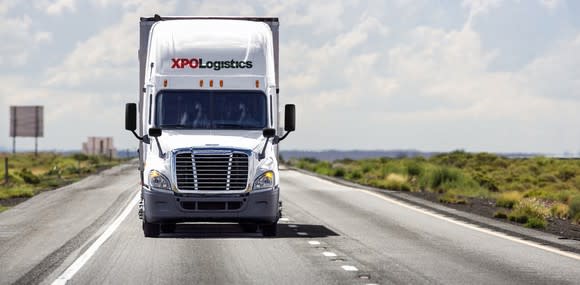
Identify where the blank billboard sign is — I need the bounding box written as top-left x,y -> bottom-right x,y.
9,106 -> 44,137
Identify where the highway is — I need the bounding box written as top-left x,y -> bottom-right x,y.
1,163 -> 579,285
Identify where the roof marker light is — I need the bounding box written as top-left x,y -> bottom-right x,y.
255,80 -> 260,88
219,80 -> 223,87
163,79 -> 168,87
199,80 -> 204,87
210,80 -> 214,87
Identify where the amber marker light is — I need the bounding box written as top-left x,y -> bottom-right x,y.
255,80 -> 260,88
199,80 -> 204,87
210,80 -> 214,87
219,80 -> 223,87
163,79 -> 168,87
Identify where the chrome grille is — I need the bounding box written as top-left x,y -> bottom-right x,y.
175,151 -> 249,191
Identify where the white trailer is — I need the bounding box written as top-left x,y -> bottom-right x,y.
125,15 -> 295,237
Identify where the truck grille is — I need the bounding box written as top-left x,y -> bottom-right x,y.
175,151 -> 249,191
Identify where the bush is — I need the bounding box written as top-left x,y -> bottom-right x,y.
18,168 -> 40,185
72,153 -> 89,161
406,162 -> 422,177
569,196 -> 580,220
508,198 -> 549,225
525,217 -> 547,229
333,167 -> 346,178
550,203 -> 569,219
494,211 -> 508,219
496,191 -> 523,209
370,174 -> 411,191
345,170 -> 362,181
430,167 -> 460,189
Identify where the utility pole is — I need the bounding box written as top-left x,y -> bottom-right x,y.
4,157 -> 8,184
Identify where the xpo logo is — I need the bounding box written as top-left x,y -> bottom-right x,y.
171,58 -> 253,71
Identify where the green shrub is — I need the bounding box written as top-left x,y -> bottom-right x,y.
550,203 -> 569,219
557,167 -> 576,181
508,198 -> 549,225
494,211 -> 508,219
430,167 -> 460,189
406,162 -> 422,177
496,191 -> 523,209
345,170 -> 362,181
525,217 -> 547,229
333,167 -> 346,178
18,168 -> 40,185
569,196 -> 580,220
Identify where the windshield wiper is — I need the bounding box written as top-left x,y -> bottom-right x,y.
159,124 -> 190,129
214,123 -> 244,129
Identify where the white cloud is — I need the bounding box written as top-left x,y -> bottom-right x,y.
0,15 -> 52,66
35,0 -> 76,15
44,1 -> 176,87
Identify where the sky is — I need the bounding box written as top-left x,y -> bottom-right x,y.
1,0 -> 579,154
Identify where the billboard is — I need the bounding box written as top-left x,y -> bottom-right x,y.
9,106 -> 44,137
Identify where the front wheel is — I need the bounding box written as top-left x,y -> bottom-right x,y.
143,220 -> 160,237
261,223 -> 277,237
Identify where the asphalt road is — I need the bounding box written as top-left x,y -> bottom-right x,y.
2,165 -> 580,284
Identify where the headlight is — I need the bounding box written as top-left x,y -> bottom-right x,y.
149,170 -> 171,190
253,171 -> 274,190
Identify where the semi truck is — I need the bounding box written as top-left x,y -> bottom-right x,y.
125,15 -> 295,237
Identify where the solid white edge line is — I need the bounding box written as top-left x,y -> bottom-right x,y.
51,191 -> 141,285
356,188 -> 580,261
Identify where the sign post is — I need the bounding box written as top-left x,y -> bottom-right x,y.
9,106 -> 44,156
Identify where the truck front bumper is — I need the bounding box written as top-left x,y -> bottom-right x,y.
142,187 -> 280,224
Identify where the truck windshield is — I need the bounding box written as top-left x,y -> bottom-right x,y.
155,90 -> 268,130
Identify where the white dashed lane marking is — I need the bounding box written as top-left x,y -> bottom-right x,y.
308,240 -> 321,245
322,252 -> 337,257
297,232 -> 308,236
341,265 -> 359,271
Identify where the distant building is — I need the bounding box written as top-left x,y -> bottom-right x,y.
82,137 -> 116,157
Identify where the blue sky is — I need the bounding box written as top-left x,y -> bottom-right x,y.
1,0 -> 579,154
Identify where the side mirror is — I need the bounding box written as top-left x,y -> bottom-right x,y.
284,104 -> 296,132
125,103 -> 137,131
149,128 -> 162,137
262,128 -> 276,138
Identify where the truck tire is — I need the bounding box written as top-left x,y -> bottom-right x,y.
261,223 -> 277,237
143,220 -> 160,237
160,223 -> 176,233
240,223 -> 258,233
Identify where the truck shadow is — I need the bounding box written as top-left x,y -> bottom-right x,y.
157,223 -> 339,239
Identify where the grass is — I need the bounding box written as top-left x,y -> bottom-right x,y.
289,151 -> 580,225
0,152 -> 125,204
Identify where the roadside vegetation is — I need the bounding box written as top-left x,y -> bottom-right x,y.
0,152 -> 126,212
288,151 -> 580,229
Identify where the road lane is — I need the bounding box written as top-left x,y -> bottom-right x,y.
56,169 -> 580,285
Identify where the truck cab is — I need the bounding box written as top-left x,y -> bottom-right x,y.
125,16 -> 295,237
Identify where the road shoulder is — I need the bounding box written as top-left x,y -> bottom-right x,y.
287,167 -> 580,254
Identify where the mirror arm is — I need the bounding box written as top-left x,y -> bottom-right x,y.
131,130 -> 144,141
154,137 -> 165,158
259,137 -> 271,161
275,131 -> 292,143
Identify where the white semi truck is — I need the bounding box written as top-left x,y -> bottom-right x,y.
125,15 -> 295,237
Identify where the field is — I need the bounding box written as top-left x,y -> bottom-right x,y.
288,151 -> 580,229
0,152 -> 125,212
